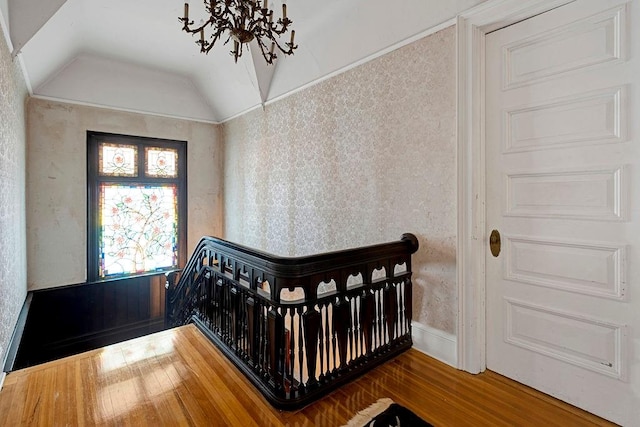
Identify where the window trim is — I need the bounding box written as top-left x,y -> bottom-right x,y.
87,131 -> 187,282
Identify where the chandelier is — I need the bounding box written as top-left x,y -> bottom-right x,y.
179,0 -> 297,64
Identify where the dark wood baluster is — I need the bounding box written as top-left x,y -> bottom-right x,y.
256,301 -> 262,371
331,317 -> 337,373
405,277 -> 413,335
356,296 -> 362,360
226,282 -> 232,342
194,276 -> 199,321
369,289 -> 376,352
196,276 -> 201,322
371,289 -> 376,350
288,307 -> 295,394
246,297 -> 257,365
317,305 -> 325,382
302,308 -> 321,385
199,276 -> 205,323
206,278 -> 210,326
325,303 -> 331,375
205,275 -> 212,327
227,283 -> 232,343
237,290 -> 244,354
212,280 -> 216,334
241,290 -> 247,355
398,282 -> 404,338
332,297 -> 350,369
216,279 -> 224,333
211,279 -> 222,333
245,292 -> 251,355
225,281 -> 231,340
398,281 -> 407,336
360,291 -> 375,357
297,306 -> 304,388
200,275 -> 205,325
230,287 -> 239,350
356,296 -> 364,360
330,299 -> 337,372
384,284 -> 398,343
227,282 -> 232,341
195,278 -> 201,324
349,298 -> 356,361
378,287 -> 384,347
396,283 -> 402,338
267,306 -> 284,389
260,302 -> 267,373
220,280 -> 226,338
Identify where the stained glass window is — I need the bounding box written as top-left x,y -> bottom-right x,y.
88,132 -> 186,281
146,147 -> 178,177
99,143 -> 137,177
99,185 -> 178,277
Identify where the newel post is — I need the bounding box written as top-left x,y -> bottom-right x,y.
164,270 -> 180,328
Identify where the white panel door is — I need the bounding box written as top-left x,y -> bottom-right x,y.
485,0 -> 640,425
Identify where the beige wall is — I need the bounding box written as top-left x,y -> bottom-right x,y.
223,27 -> 457,333
0,24 -> 28,363
27,99 -> 224,290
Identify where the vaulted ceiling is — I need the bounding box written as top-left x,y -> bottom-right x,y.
2,0 -> 486,123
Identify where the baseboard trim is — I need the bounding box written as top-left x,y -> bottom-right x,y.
3,293 -> 33,372
412,321 -> 457,367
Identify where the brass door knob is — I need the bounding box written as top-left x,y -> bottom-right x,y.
489,229 -> 501,257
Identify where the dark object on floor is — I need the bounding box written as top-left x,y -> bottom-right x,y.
366,403 -> 433,427
344,398 -> 433,427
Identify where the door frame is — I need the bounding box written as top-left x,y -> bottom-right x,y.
455,0 -> 577,373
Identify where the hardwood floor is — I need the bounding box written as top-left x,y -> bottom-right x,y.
0,324 -> 615,426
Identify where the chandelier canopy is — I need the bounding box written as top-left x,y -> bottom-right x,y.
179,0 -> 297,64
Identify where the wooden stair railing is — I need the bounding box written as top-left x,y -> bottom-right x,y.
165,234 -> 419,409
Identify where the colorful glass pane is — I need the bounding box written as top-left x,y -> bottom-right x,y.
99,143 -> 137,176
146,147 -> 178,177
99,184 -> 178,277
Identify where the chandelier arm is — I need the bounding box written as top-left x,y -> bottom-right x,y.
268,17 -> 291,36
271,37 -> 297,55
207,23 -> 230,51
209,2 -> 236,51
254,35 -> 276,64
180,19 -> 195,32
254,31 -> 295,59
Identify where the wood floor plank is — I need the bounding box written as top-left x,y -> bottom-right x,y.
0,325 -> 616,426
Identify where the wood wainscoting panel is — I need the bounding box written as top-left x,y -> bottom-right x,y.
12,274 -> 167,370
0,325 -> 614,426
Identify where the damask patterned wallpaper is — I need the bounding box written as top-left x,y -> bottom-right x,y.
0,26 -> 28,364
224,27 -> 457,333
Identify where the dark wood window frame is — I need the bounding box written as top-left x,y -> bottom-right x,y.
87,131 -> 187,283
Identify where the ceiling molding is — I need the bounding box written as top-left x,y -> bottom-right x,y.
30,94 -> 220,125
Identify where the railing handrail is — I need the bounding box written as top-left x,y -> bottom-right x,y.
170,233 -> 419,304
165,233 -> 419,409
